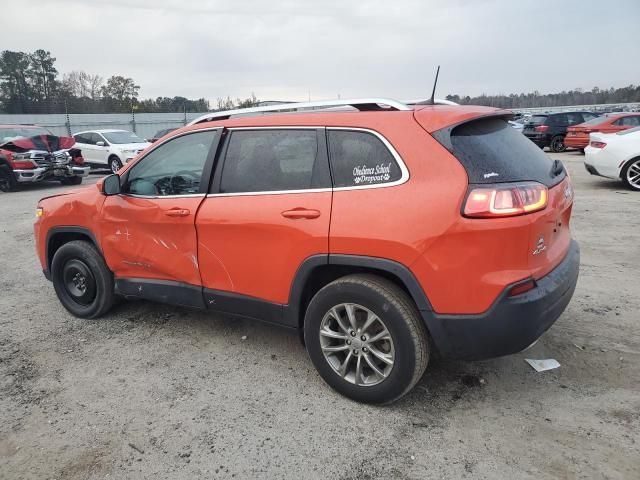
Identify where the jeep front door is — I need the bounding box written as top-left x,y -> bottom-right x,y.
100,129 -> 220,286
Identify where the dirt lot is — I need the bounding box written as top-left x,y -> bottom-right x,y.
1,152 -> 639,480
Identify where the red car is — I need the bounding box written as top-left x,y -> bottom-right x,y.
34,99 -> 579,403
565,113 -> 640,150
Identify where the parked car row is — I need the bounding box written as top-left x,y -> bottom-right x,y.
584,127 -> 640,191
520,111 -> 640,153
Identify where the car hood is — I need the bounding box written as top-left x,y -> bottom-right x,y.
0,134 -> 76,153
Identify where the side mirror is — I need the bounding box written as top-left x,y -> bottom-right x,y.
102,174 -> 121,195
96,141 -> 105,147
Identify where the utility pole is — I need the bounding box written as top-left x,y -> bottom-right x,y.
131,99 -> 137,133
64,100 -> 72,136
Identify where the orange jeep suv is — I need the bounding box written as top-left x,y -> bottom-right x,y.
34,99 -> 579,403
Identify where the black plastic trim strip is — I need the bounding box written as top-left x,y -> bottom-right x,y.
115,278 -> 205,309
328,254 -> 432,311
45,226 -> 101,273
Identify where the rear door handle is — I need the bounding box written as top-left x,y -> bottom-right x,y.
165,208 -> 190,217
281,208 -> 321,220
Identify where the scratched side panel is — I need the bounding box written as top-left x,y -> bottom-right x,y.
99,195 -> 204,286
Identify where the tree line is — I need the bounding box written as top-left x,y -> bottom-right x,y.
445,85 -> 640,109
0,49 -> 259,114
3,49 -> 639,114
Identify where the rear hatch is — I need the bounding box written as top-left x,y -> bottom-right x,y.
522,115 -> 548,137
427,115 -> 573,277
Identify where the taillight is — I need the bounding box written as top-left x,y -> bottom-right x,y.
590,141 -> 607,149
534,125 -> 549,133
463,182 -> 548,218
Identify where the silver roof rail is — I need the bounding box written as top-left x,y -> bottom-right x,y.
188,98 -> 412,125
404,98 -> 459,106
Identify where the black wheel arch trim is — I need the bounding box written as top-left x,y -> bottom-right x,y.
45,226 -> 102,278
284,253 -> 433,328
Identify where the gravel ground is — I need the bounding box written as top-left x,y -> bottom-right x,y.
1,152 -> 639,480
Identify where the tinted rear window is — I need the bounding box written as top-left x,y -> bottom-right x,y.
446,118 -> 564,187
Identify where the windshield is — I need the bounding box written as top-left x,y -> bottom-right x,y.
102,131 -> 146,144
0,126 -> 52,143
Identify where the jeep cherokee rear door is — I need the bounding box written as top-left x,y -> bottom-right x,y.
99,129 -> 220,288
196,128 -> 331,320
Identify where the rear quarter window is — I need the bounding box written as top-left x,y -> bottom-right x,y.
440,118 -> 564,187
327,130 -> 403,188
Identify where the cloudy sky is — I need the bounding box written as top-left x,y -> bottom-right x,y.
4,0 -> 639,102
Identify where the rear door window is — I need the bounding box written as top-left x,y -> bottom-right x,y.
327,130 -> 403,187
218,129 -> 330,193
441,118 -> 564,187
567,113 -> 584,125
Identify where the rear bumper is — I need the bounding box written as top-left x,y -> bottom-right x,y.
523,133 -> 549,147
422,239 -> 580,360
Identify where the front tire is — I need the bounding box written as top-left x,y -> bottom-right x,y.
51,240 -> 115,318
550,135 -> 566,153
0,165 -> 17,192
304,274 -> 429,404
108,155 -> 123,173
622,158 -> 640,191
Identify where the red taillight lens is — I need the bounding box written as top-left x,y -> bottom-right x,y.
590,141 -> 607,149
464,182 -> 548,218
534,125 -> 549,133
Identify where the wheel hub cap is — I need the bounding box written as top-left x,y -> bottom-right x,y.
62,259 -> 96,306
319,303 -> 395,386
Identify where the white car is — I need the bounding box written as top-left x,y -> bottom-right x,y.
72,129 -> 150,173
584,127 -> 640,191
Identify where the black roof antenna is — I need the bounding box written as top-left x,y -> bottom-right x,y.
416,65 -> 440,105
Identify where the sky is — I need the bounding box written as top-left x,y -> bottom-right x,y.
4,0 -> 639,103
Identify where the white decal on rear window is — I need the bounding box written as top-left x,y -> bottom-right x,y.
353,163 -> 392,184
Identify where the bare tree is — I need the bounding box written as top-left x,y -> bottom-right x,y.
63,71 -> 103,99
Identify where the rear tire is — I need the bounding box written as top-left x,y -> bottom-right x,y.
622,158 -> 640,191
550,135 -> 566,153
304,274 -> 429,404
51,240 -> 115,318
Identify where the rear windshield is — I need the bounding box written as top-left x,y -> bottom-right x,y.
526,115 -> 547,125
443,118 -> 565,187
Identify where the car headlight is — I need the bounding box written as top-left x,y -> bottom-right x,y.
122,149 -> 137,155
